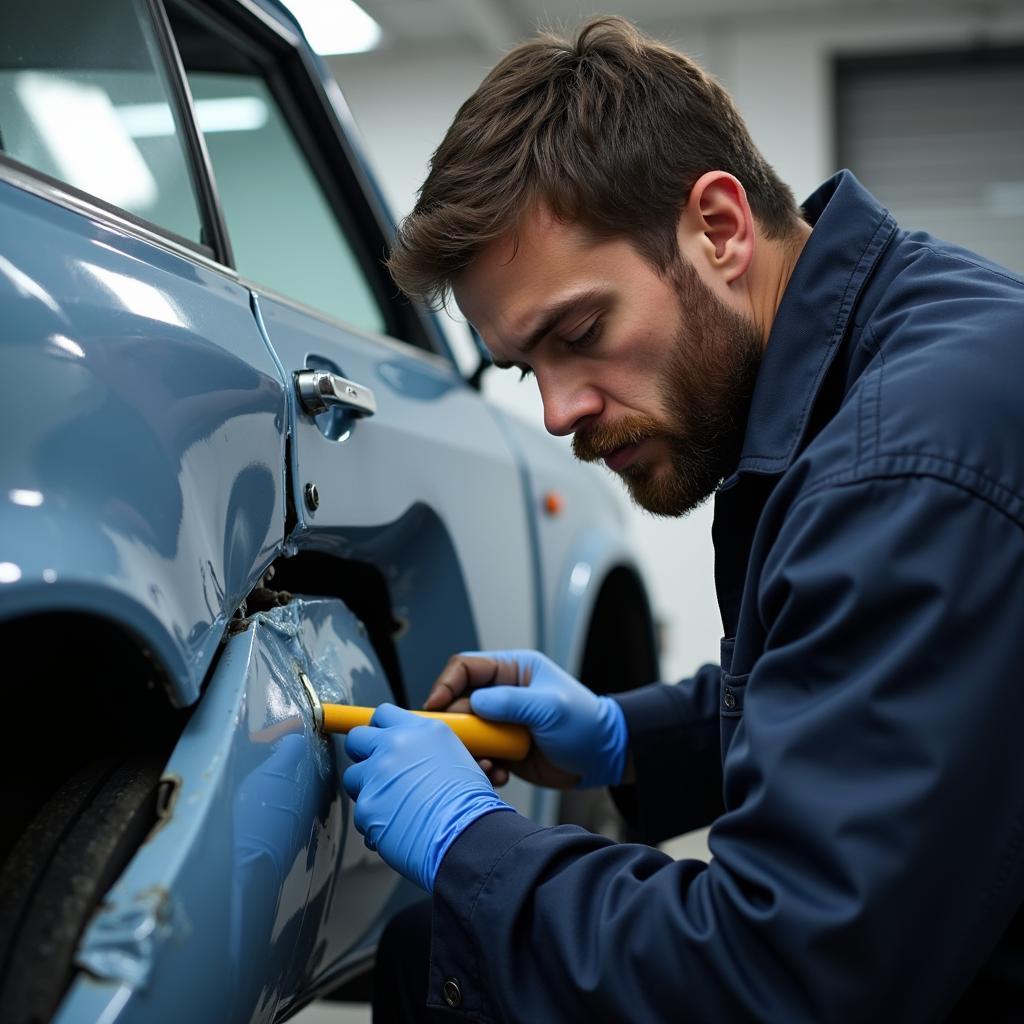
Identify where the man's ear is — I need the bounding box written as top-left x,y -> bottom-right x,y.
677,171 -> 754,285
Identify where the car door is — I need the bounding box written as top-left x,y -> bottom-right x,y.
165,1 -> 536,692
161,0 -> 537,981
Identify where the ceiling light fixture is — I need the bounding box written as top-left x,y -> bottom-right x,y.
284,0 -> 382,55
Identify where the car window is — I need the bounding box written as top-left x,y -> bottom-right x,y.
166,4 -> 387,337
0,0 -> 205,246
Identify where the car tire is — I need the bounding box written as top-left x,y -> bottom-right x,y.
0,757 -> 163,1024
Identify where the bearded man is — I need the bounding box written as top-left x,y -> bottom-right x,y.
341,16 -> 1024,1022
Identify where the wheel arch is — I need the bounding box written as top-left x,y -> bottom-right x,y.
548,525 -> 659,683
577,564 -> 660,695
0,573 -> 209,707
0,611 -> 190,869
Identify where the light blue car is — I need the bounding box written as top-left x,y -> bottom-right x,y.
0,1 -> 659,1020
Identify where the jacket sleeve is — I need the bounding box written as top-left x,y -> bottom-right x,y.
426,475 -> 1024,1023
608,664 -> 725,843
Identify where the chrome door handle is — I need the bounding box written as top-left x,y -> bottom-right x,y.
294,370 -> 377,418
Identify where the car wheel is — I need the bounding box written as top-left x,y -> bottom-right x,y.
0,756 -> 164,1024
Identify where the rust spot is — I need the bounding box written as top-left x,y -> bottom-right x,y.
225,616 -> 251,637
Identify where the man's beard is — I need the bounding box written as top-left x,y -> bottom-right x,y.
572,258 -> 763,517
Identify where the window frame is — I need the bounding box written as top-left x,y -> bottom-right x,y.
0,0 -> 226,262
146,0 -> 235,263
0,0 -> 452,361
162,0 -> 449,358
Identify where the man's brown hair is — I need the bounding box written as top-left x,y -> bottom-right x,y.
387,16 -> 801,308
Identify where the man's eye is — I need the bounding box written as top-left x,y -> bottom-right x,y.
567,318 -> 602,351
517,366 -> 534,382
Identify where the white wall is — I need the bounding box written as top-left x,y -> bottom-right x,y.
327,3 -> 1024,681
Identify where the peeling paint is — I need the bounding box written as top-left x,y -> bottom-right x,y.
77,887 -> 191,989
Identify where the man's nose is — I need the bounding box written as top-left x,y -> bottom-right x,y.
539,375 -> 603,437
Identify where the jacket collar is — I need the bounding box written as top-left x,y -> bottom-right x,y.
731,170 -> 897,478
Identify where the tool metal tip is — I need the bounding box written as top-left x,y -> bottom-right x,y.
299,671 -> 324,732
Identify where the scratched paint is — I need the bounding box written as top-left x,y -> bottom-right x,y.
57,597 -> 404,1024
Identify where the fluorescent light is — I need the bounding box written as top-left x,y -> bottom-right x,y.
195,97 -> 269,133
82,265 -> 184,328
51,334 -> 86,359
569,562 -> 592,594
117,98 -> 269,138
0,563 -> 22,584
284,0 -> 382,55
115,102 -> 174,138
15,73 -> 158,210
9,490 -> 44,507
0,254 -> 61,314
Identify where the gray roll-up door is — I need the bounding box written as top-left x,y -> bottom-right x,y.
835,48 -> 1024,274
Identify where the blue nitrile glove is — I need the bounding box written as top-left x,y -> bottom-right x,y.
342,703 -> 513,891
465,650 -> 629,788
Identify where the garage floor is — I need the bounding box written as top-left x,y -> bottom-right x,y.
290,829 -> 711,1023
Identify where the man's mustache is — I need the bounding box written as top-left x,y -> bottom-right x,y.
572,414 -> 663,463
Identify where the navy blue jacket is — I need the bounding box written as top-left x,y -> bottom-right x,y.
428,172 -> 1024,1022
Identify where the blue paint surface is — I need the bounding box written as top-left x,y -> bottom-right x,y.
0,181 -> 287,705
0,1 -> 656,1018
57,599 -> 414,1022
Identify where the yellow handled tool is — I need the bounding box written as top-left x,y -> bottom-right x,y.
321,704 -> 530,761
298,674 -> 530,761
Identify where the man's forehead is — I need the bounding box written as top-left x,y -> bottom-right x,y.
454,205 -> 590,342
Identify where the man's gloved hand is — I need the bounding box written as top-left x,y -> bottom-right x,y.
342,703 -> 513,891
429,650 -> 629,790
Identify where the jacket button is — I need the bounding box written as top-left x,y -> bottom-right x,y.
442,978 -> 462,1008
723,687 -> 736,710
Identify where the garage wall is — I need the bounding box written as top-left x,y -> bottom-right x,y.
835,48 -> 1024,274
327,3 -> 1024,681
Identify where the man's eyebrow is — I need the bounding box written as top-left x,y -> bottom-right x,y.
508,288 -> 608,358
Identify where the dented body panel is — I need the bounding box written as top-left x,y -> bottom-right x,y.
54,599 -> 413,1024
